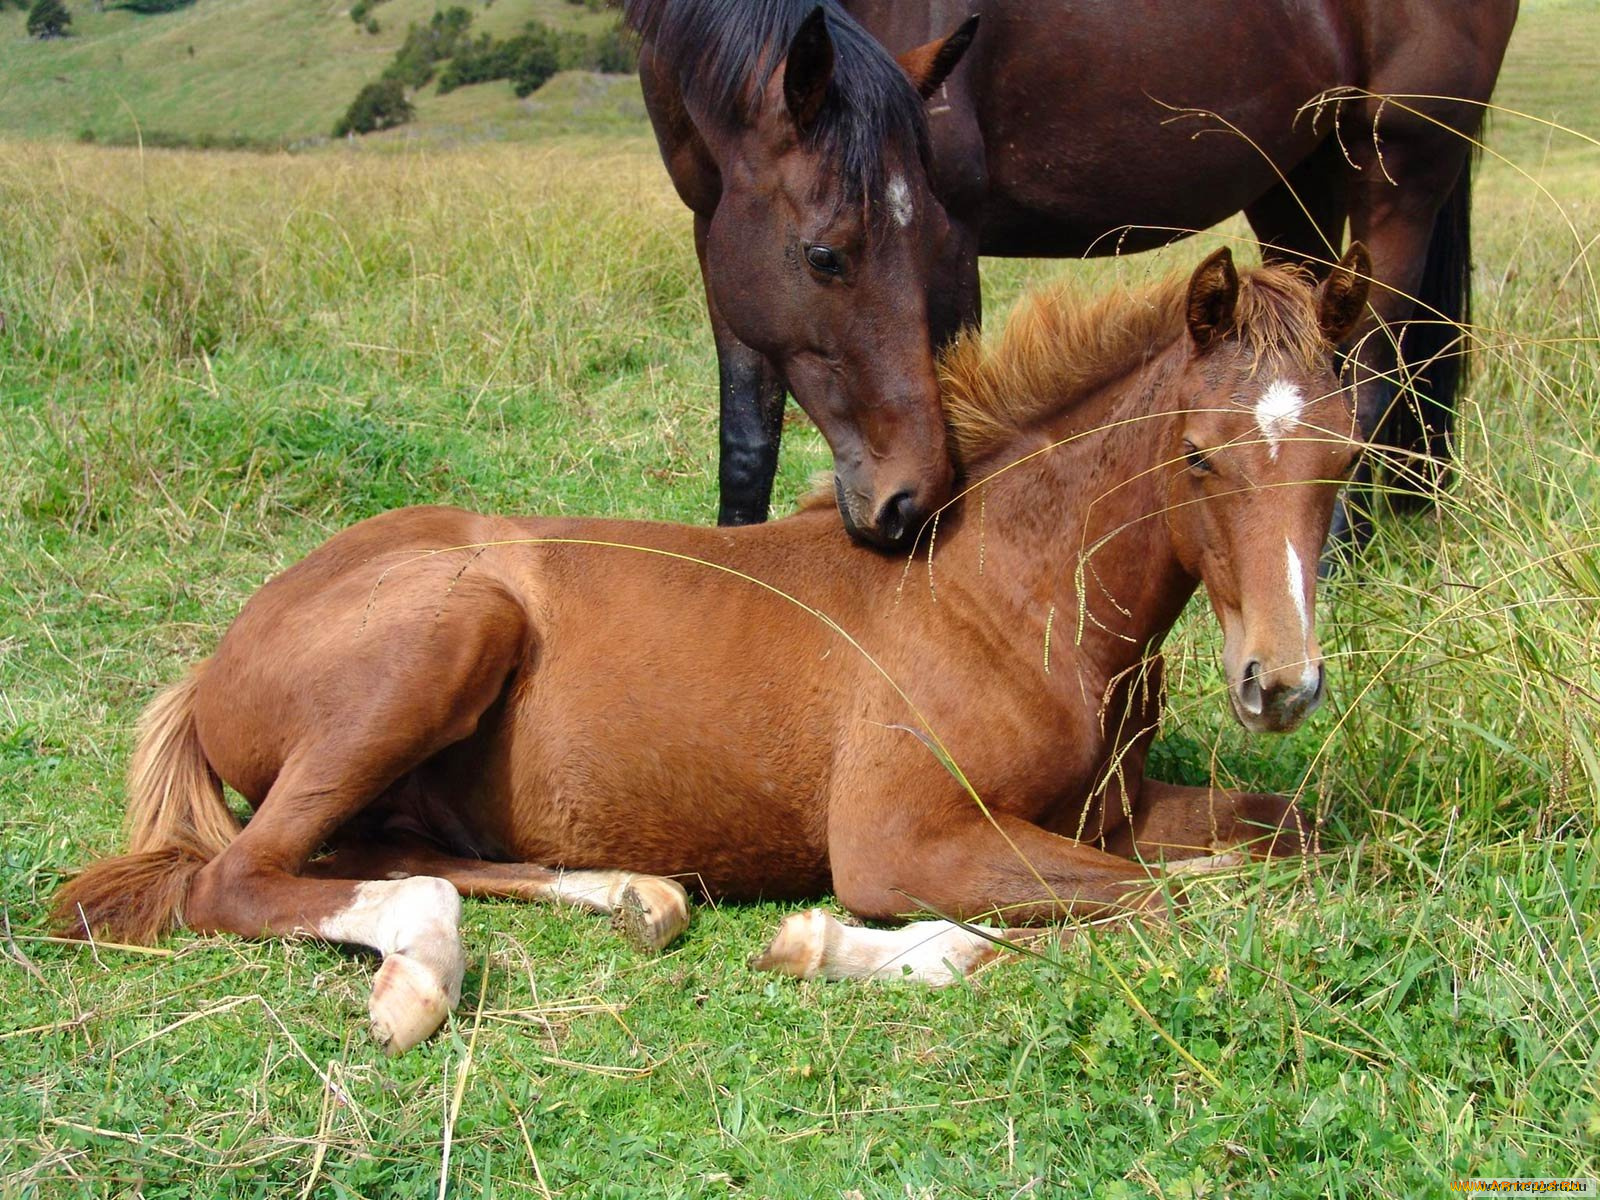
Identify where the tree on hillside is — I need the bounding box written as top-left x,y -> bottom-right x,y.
333,78 -> 414,137
383,7 -> 473,89
27,0 -> 73,38
507,28 -> 560,98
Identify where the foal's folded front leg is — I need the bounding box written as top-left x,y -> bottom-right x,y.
754,798 -> 1166,984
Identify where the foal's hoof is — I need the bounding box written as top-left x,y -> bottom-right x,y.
750,908 -> 830,979
369,953 -> 454,1055
1163,851 -> 1248,877
614,876 -> 691,954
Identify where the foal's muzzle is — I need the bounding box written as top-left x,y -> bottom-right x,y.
1230,659 -> 1326,734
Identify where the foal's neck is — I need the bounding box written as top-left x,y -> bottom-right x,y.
956,340 -> 1198,676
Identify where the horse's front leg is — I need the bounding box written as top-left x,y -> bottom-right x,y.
715,338 -> 787,526
695,213 -> 788,527
1099,779 -> 1311,870
754,779 -> 1166,984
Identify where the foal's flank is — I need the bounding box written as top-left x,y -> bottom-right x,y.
52,248 -> 1369,1053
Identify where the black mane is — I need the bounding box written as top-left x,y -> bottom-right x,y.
625,0 -> 929,204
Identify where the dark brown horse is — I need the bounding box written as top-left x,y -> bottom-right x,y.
54,247 -> 1369,1053
632,0 -> 1516,541
626,0 -> 965,547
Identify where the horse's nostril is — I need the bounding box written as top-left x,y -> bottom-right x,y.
875,489 -> 919,548
1238,660 -> 1265,715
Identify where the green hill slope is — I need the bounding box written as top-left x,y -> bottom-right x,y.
0,0 -> 638,146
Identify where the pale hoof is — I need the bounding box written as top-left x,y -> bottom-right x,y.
1164,851 -> 1247,877
614,876 -> 691,953
369,952 -> 454,1055
750,908 -> 829,979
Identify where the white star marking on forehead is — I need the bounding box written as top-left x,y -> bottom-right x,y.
1255,378 -> 1304,459
885,175 -> 913,228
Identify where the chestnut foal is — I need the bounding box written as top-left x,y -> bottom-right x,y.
55,246 -> 1370,1053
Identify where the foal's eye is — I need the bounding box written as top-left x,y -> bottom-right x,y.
804,244 -> 843,276
1183,440 -> 1212,474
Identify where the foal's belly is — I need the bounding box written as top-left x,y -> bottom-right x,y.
482,714 -> 834,900
455,601 -> 843,901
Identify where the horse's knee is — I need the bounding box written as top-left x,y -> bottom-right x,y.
833,854 -> 994,924
1229,793 -> 1310,857
832,874 -> 909,923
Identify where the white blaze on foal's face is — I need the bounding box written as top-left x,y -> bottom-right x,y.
884,174 -> 914,228
1254,378 -> 1304,459
1284,535 -> 1310,643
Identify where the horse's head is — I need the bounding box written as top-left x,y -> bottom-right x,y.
1166,245 -> 1371,733
699,7 -> 976,548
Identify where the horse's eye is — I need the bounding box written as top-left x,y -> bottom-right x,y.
1183,440 -> 1212,474
804,244 -> 842,276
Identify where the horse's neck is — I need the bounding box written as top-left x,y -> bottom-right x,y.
957,349 -> 1199,678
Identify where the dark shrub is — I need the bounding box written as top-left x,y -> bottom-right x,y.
507,25 -> 561,97
333,78 -> 414,137
27,0 -> 72,39
588,24 -> 639,73
383,6 -> 473,89
111,0 -> 197,13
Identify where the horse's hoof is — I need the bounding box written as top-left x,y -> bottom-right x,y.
369,952 -> 453,1055
1163,851 -> 1247,877
750,908 -> 829,979
614,876 -> 691,954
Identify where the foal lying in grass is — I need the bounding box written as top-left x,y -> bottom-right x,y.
54,245 -> 1370,1053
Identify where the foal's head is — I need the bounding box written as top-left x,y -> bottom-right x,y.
1165,246 -> 1371,733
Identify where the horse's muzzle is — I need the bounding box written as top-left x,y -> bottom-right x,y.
835,477 -> 931,551
1230,659 -> 1325,733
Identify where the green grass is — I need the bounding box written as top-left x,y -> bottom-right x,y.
2,5 -> 1599,1197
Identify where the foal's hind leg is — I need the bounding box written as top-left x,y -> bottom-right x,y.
1102,781 -> 1310,871
184,595 -> 529,1052
308,839 -> 691,953
182,777 -> 470,1054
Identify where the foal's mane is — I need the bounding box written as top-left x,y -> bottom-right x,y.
939,262 -> 1332,463
624,0 -> 929,203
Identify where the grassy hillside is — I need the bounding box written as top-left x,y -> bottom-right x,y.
0,4 -> 1597,1197
0,0 -> 629,146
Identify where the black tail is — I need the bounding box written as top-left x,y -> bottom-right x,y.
1380,142 -> 1479,509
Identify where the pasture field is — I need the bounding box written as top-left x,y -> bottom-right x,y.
2,6 -> 1598,1197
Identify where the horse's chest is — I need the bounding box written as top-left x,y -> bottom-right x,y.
928,669 -> 1121,816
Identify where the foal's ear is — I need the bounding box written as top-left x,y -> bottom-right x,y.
784,6 -> 835,134
897,14 -> 979,101
1186,246 -> 1239,350
1317,242 -> 1372,343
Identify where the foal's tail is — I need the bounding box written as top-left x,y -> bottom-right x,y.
50,661 -> 241,944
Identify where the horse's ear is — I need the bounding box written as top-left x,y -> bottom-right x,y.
1317,242 -> 1372,343
1186,246 -> 1239,350
898,14 -> 979,101
784,6 -> 835,134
